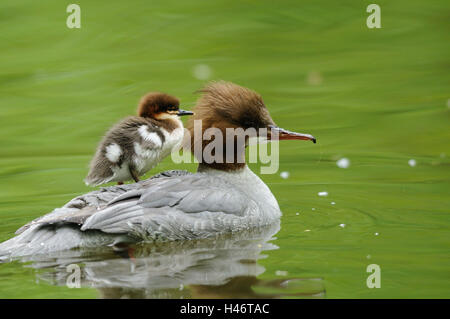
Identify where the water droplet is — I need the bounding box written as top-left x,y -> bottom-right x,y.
275,270 -> 288,276
306,71 -> 322,86
192,64 -> 212,80
318,191 -> 328,197
408,159 -> 416,167
339,223 -> 346,228
280,171 -> 290,179
331,202 -> 336,205
336,157 -> 350,168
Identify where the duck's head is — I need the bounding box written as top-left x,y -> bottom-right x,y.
137,92 -> 193,120
186,81 -> 316,170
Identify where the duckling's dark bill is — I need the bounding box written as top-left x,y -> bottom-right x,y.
177,109 -> 194,116
269,125 -> 316,143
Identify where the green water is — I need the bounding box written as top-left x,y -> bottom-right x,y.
0,0 -> 449,298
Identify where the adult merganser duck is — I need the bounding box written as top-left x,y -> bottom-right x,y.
0,81 -> 316,260
85,92 -> 193,186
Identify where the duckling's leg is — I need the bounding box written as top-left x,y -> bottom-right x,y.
129,166 -> 140,183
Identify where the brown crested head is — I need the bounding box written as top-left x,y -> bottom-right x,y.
186,81 -> 275,171
187,81 -> 275,134
137,92 -> 180,119
185,81 -> 316,172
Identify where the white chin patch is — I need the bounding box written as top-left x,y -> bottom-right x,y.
105,143 -> 123,163
156,113 -> 178,120
138,125 -> 163,148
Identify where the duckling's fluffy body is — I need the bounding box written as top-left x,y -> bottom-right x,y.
85,114 -> 184,186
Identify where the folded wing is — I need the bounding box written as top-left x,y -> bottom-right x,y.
80,173 -> 255,238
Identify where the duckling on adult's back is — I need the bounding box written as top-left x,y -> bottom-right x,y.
0,81 -> 316,260
85,93 -> 193,186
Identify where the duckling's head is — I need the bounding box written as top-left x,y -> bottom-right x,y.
137,92 -> 193,120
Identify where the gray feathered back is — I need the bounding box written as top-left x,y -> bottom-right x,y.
0,169 -> 281,261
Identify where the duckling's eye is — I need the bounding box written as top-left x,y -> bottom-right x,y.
168,106 -> 178,112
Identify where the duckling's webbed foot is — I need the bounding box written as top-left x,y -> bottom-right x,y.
129,166 -> 140,183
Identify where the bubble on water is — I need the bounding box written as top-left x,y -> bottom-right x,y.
408,159 -> 416,167
275,270 -> 288,276
192,64 -> 212,80
374,232 -> 379,236
336,157 -> 350,168
307,70 -> 322,85
296,212 -> 300,216
280,171 -> 290,179
339,223 -> 346,228
318,191 -> 328,197
312,208 -> 315,211
331,202 -> 336,205
304,229 -> 311,232
366,254 -> 371,259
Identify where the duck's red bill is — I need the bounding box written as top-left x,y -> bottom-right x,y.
269,125 -> 316,143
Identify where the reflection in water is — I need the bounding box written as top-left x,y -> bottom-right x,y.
22,221 -> 325,298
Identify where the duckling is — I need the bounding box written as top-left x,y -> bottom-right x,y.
85,92 -> 193,186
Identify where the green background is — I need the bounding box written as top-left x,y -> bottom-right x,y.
0,0 -> 449,298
